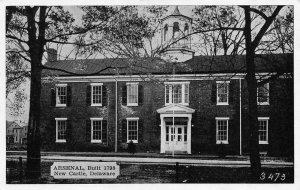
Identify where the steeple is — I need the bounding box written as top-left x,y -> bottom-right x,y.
171,6 -> 181,16
160,6 -> 194,62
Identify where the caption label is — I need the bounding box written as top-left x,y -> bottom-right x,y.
50,162 -> 120,179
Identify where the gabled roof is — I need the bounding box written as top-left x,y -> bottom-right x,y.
42,53 -> 293,77
6,121 -> 21,129
157,104 -> 195,114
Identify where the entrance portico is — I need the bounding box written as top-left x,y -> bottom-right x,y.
157,104 -> 195,154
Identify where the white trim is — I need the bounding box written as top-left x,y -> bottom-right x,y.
126,118 -> 139,143
90,83 -> 103,86
55,118 -> 67,143
164,81 -> 190,84
55,118 -> 68,120
216,81 -> 229,105
215,117 -> 229,144
90,118 -> 103,143
126,82 -> 139,85
91,84 -> 103,106
56,83 -> 67,87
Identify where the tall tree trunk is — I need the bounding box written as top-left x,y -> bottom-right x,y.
26,64 -> 42,178
244,6 -> 261,182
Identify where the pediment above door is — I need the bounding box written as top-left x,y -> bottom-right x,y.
157,104 -> 195,114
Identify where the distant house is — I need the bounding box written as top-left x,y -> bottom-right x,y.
40,6 -> 293,156
6,121 -> 27,145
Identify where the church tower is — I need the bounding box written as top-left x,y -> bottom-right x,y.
160,6 -> 194,62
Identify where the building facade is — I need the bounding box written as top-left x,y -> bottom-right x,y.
40,7 -> 293,156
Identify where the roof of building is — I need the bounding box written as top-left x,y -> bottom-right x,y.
161,6 -> 192,22
6,121 -> 21,129
43,53 -> 293,77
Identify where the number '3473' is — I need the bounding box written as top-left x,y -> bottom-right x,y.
260,172 -> 286,182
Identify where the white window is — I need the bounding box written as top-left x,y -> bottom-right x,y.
56,84 -> 67,107
127,118 -> 139,143
91,118 -> 103,143
258,117 -> 269,144
91,83 -> 103,106
257,83 -> 269,105
217,81 -> 229,105
127,83 -> 138,106
216,117 -> 229,144
165,82 -> 189,105
55,118 -> 67,143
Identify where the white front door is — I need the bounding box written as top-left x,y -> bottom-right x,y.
166,124 -> 187,152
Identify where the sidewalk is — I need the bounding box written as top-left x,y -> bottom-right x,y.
7,151 -> 293,167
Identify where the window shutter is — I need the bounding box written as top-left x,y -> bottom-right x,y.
67,85 -> 72,106
86,120 -> 91,142
138,85 -> 143,106
102,85 -> 107,106
66,120 -> 72,143
50,119 -> 56,143
211,82 -> 216,104
211,119 -> 216,143
192,111 -> 197,127
228,119 -> 232,144
122,119 -> 127,142
269,82 -> 273,105
102,120 -> 108,145
51,88 -> 56,106
138,120 -> 144,143
86,85 -> 91,106
122,85 -> 127,105
229,81 -> 234,105
156,113 -> 161,127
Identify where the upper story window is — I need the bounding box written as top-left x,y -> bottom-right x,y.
258,117 -> 269,144
216,117 -> 229,144
165,82 -> 189,105
55,118 -> 67,143
127,83 -> 138,106
91,83 -> 103,106
216,81 -> 230,105
56,84 -> 67,107
257,82 -> 269,105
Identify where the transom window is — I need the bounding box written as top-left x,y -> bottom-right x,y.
56,84 -> 67,106
217,81 -> 229,105
165,82 -> 189,105
91,118 -> 103,143
127,83 -> 138,106
257,83 -> 269,105
127,118 -> 138,143
258,117 -> 269,144
56,118 -> 67,143
91,84 -> 103,106
216,117 -> 229,144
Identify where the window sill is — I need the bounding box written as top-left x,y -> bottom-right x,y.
91,104 -> 103,107
259,141 -> 268,144
127,140 -> 138,143
56,140 -> 66,143
216,141 -> 228,144
216,103 -> 229,106
127,103 -> 138,107
257,102 -> 269,106
56,104 -> 67,107
91,140 -> 102,143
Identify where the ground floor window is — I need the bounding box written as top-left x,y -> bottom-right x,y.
258,117 -> 269,144
216,117 -> 229,144
127,118 -> 139,143
56,118 -> 67,143
91,118 -> 103,143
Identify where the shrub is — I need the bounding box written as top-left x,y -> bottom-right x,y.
127,140 -> 136,154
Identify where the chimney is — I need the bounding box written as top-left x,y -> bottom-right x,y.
47,48 -> 57,62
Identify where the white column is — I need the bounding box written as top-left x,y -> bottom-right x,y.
187,115 -> 192,154
160,115 -> 165,153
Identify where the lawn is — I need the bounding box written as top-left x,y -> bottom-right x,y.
6,159 -> 293,183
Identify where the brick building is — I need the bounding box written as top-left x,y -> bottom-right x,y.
40,7 -> 293,156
